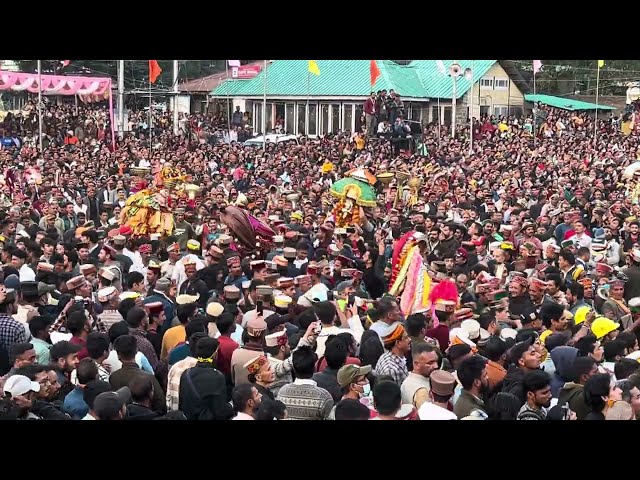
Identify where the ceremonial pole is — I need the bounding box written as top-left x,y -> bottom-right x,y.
594,61 -> 601,145
262,60 -> 267,150
118,60 -> 125,136
37,60 -> 43,152
173,60 -> 179,136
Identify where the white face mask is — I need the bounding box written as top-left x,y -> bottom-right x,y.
361,383 -> 371,398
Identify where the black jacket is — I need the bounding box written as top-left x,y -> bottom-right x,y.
198,264 -> 226,291
179,279 -> 210,308
508,295 -> 535,318
179,363 -> 234,421
312,368 -> 342,403
126,403 -> 161,420
435,236 -> 458,259
501,365 -> 527,406
29,400 -> 71,420
109,363 -> 167,415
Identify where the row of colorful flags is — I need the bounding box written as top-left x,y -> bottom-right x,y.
306,60 -> 381,87
533,60 -> 605,75
225,60 -> 382,87
33,60 -> 613,89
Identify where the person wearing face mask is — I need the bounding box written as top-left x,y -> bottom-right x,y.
328,364 -> 372,419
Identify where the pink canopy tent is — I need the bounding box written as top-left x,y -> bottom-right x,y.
0,70 -> 116,147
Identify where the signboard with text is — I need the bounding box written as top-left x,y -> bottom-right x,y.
231,64 -> 262,80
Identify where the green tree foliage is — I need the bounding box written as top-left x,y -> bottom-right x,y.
11,60 -> 256,90
520,60 -> 640,96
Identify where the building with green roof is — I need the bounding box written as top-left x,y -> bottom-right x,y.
524,94 -> 615,111
210,60 -> 530,135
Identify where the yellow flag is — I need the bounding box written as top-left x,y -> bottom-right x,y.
598,60 -> 604,68
308,60 -> 320,76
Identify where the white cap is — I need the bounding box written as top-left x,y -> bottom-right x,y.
3,375 -> 40,396
629,297 -> 640,308
206,302 -> 224,317
500,328 -> 518,340
449,327 -> 476,348
413,232 -> 427,243
461,319 -> 481,340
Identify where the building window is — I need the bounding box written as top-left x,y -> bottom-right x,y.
408,102 -> 422,123
493,105 -> 508,117
480,106 -> 490,117
275,103 -> 285,133
480,77 -> 493,89
308,104 -> 317,136
344,104 -> 354,133
320,104 -> 329,135
254,104 -> 262,134
285,104 -> 295,134
509,106 -> 523,118
354,105 -> 364,134
431,104 -> 440,124
331,104 -> 340,132
297,104 -> 306,135
443,106 -> 452,125
494,78 -> 509,90
265,103 -> 273,133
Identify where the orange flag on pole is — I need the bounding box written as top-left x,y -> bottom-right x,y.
149,60 -> 162,84
370,60 -> 381,88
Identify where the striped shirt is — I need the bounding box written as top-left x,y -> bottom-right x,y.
517,403 -> 547,421
374,351 -> 409,385
276,379 -> 334,420
98,310 -> 124,332
166,356 -> 198,411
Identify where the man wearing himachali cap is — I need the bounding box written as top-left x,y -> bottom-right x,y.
230,313 -> 268,385
171,252 -> 205,293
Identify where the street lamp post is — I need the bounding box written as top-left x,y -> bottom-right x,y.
448,62 -> 473,141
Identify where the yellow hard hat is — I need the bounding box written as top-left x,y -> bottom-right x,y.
591,317 -> 620,340
574,306 -> 592,326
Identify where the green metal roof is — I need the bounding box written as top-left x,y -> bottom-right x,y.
524,94 -> 615,111
211,60 -> 498,99
410,60 -> 496,99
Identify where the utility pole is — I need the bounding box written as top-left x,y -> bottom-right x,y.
173,60 -> 179,136
117,60 -> 125,136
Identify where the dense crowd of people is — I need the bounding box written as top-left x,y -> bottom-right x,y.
0,91 -> 639,422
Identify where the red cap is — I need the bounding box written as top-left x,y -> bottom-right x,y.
336,255 -> 353,267
138,244 -> 152,254
472,236 -> 486,247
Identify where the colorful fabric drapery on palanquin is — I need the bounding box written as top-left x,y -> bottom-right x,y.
329,168 -> 377,228
389,232 -> 431,315
119,165 -> 186,236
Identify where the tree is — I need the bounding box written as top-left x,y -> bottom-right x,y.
11,60 -> 254,90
